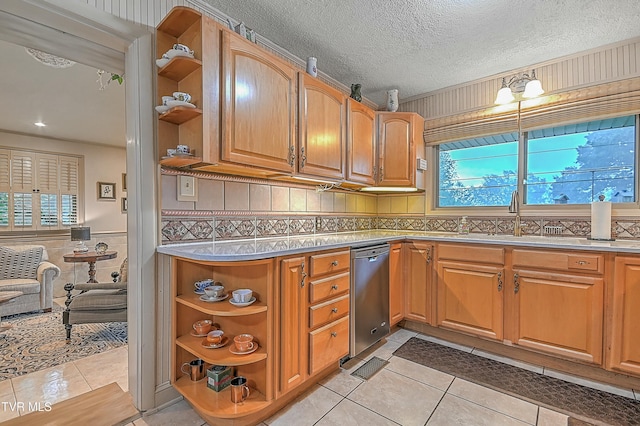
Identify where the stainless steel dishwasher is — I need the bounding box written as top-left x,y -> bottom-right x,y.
350,244 -> 390,357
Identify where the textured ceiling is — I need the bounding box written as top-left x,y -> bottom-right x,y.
203,0 -> 640,106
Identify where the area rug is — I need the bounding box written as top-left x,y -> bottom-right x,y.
0,306 -> 127,380
394,337 -> 640,426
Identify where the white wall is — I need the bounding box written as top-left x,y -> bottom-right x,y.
1,130 -> 127,232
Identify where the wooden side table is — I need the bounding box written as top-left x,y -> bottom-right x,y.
63,251 -> 118,283
0,291 -> 23,332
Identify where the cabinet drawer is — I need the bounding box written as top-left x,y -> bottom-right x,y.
309,272 -> 350,303
309,315 -> 349,376
438,244 -> 504,265
309,294 -> 350,329
309,251 -> 350,277
512,249 -> 603,274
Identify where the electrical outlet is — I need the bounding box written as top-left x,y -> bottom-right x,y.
417,158 -> 428,171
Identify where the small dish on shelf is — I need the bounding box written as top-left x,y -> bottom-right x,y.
156,57 -> 170,68
165,100 -> 196,109
193,289 -> 205,295
190,329 -> 209,338
201,336 -> 229,349
229,296 -> 257,307
155,105 -> 170,113
229,343 -> 259,355
199,293 -> 229,303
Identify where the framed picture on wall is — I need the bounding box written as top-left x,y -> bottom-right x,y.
98,182 -> 116,200
121,197 -> 128,213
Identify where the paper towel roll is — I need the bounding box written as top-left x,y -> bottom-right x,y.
591,201 -> 611,240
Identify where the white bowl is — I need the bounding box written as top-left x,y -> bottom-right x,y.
156,58 -> 170,68
155,105 -> 170,113
232,289 -> 253,303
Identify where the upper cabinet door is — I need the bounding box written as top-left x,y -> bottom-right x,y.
346,99 -> 376,185
298,74 -> 346,179
221,32 -> 296,173
377,112 -> 415,187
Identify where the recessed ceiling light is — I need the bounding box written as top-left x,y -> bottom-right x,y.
34,122 -> 46,127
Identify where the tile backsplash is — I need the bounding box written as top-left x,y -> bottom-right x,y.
160,169 -> 640,244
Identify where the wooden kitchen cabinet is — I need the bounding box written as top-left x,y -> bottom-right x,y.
511,249 -> 604,364
376,112 -> 425,188
389,243 -> 404,326
277,249 -> 350,397
608,256 -> 640,375
436,244 -> 505,341
298,74 -> 346,179
170,256 -> 274,423
404,242 -> 433,324
278,256 -> 307,396
346,99 -> 377,185
220,31 -> 296,173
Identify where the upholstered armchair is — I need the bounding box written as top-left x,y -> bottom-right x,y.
0,245 -> 60,316
63,258 -> 127,340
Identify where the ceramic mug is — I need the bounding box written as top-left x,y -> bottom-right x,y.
306,56 -> 317,77
181,359 -> 206,381
230,376 -> 250,403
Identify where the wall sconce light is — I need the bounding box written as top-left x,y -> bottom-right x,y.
494,69 -> 544,105
71,226 -> 91,253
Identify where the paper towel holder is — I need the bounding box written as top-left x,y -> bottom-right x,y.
587,194 -> 615,241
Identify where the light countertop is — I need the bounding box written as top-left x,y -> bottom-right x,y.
157,231 -> 640,261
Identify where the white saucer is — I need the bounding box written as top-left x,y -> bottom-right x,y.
201,336 -> 229,349
165,100 -> 196,109
156,58 -> 170,68
164,49 -> 194,59
229,296 -> 256,307
229,344 -> 259,355
199,293 -> 229,303
193,289 -> 205,295
155,105 -> 170,113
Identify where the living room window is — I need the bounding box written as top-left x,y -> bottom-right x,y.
0,148 -> 81,231
436,115 -> 638,208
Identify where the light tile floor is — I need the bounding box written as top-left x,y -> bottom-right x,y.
3,327 -> 636,425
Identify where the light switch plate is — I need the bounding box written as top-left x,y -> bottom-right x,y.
177,175 -> 198,201
417,158 -> 428,171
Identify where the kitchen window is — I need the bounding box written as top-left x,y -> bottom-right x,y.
436,115 -> 637,208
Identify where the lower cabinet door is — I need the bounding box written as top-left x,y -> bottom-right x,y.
436,261 -> 504,340
514,269 -> 603,364
309,315 -> 349,376
609,257 -> 640,375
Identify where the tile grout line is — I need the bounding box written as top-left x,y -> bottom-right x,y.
422,374 -> 455,425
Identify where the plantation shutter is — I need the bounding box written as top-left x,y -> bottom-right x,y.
59,156 -> 79,226
11,151 -> 35,229
0,149 -> 10,227
37,154 -> 59,228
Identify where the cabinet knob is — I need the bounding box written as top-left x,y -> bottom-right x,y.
331,260 -> 338,266
331,332 -> 337,337
331,285 -> 339,290
514,273 -> 520,294
331,307 -> 338,313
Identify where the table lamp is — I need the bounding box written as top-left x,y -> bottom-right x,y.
71,226 -> 91,253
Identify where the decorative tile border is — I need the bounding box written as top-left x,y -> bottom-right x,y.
160,213 -> 640,244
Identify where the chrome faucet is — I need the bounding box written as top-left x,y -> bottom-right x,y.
509,190 -> 521,236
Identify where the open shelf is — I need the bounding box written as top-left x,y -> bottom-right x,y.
176,334 -> 267,366
160,154 -> 202,168
176,294 -> 268,316
174,375 -> 269,419
158,57 -> 202,80
158,106 -> 202,124
157,6 -> 201,37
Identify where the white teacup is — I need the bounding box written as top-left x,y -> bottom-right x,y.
232,289 -> 253,303
173,43 -> 194,55
162,95 -> 174,105
204,285 -> 224,298
173,91 -> 191,103
176,144 -> 190,154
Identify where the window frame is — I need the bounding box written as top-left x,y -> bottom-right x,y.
431,114 -> 640,214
